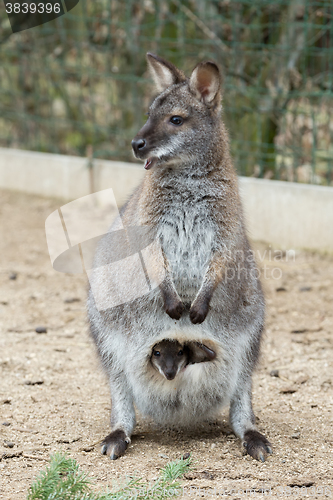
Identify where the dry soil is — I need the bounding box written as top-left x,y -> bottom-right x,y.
0,189 -> 332,499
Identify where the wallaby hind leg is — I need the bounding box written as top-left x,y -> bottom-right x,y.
229,376 -> 272,462
101,371 -> 136,460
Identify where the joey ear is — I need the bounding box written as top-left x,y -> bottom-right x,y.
189,61 -> 221,107
188,342 -> 216,364
146,53 -> 186,93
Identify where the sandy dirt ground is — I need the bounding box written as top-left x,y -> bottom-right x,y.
0,189 -> 332,499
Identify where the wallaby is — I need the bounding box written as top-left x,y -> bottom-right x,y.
151,339 -> 216,380
88,53 -> 272,462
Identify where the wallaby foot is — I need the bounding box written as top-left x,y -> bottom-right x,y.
101,429 -> 130,460
243,430 -> 272,462
189,298 -> 209,324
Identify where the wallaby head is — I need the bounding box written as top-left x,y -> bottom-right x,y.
151,340 -> 188,380
132,53 -> 223,171
150,339 -> 216,381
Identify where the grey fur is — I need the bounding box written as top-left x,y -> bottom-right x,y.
87,54 -> 272,461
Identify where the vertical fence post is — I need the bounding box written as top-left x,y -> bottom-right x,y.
86,144 -> 94,194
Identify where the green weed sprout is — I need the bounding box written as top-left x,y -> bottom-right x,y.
27,451 -> 192,500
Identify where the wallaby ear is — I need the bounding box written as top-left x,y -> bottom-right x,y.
189,61 -> 221,107
188,342 -> 216,364
146,53 -> 186,93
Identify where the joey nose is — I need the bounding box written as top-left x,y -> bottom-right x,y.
165,371 -> 176,380
131,138 -> 146,155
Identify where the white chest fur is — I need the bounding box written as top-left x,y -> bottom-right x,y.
158,201 -> 216,298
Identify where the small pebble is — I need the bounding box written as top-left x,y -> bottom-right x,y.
3,441 -> 14,448
35,326 -> 47,334
296,375 -> 309,385
9,272 -> 17,280
24,380 -> 44,386
291,433 -> 300,439
2,422 -> 11,427
299,286 -> 312,292
2,451 -> 22,459
276,287 -> 287,292
82,446 -> 94,452
158,453 -> 169,459
270,369 -> 279,378
2,398 -> 11,405
183,452 -> 190,460
280,386 -> 297,394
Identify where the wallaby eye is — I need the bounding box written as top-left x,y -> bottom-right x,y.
170,116 -> 183,126
177,350 -> 183,356
154,351 -> 160,357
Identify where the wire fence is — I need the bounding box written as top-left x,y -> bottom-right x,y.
0,0 -> 332,184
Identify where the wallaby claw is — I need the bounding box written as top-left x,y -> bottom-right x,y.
165,298 -> 184,320
189,301 -> 209,324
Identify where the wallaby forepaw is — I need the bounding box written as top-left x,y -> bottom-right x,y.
189,300 -> 209,324
101,429 -> 130,460
165,298 -> 184,320
243,430 -> 272,462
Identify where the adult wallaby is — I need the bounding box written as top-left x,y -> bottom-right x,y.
88,53 -> 272,462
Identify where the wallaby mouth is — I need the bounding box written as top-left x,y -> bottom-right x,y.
144,157 -> 158,170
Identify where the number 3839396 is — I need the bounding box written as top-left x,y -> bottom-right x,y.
5,2 -> 61,14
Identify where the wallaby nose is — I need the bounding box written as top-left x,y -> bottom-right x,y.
131,138 -> 146,155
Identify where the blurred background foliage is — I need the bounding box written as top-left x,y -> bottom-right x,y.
0,0 -> 332,184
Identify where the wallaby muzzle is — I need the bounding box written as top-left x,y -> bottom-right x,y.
131,138 -> 146,156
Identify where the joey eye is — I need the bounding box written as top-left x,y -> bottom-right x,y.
170,116 -> 183,126
177,350 -> 184,356
153,351 -> 160,357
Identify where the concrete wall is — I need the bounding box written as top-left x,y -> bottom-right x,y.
1,147 -> 332,251
0,147 -> 144,205
239,177 -> 333,251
